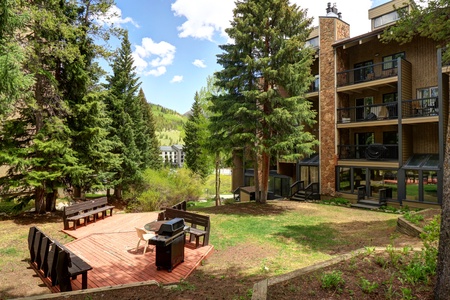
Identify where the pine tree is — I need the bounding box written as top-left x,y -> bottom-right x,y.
137,88 -> 162,170
0,0 -> 82,213
184,92 -> 212,181
104,31 -> 142,199
0,0 -> 32,118
212,0 -> 318,203
58,1 -> 121,198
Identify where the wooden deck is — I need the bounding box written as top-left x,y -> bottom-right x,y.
37,212 -> 214,293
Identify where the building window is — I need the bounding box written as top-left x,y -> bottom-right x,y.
417,86 -> 438,99
382,52 -> 405,70
383,92 -> 398,103
355,97 -> 374,121
306,36 -> 319,48
374,10 -> 400,28
354,60 -> 373,82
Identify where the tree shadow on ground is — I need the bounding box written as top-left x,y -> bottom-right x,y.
276,219 -> 421,256
7,211 -> 63,226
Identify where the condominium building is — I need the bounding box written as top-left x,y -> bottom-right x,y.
160,145 -> 184,167
234,1 -> 447,209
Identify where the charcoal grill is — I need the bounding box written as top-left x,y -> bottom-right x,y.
149,218 -> 186,272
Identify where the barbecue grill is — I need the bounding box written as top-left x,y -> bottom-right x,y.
149,218 -> 186,272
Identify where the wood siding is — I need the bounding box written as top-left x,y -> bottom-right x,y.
412,123 -> 439,153
369,0 -> 407,19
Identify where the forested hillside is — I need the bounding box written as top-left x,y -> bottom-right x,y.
150,104 -> 187,146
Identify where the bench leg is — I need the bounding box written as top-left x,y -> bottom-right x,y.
81,272 -> 88,289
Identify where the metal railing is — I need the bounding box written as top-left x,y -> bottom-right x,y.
401,97 -> 438,118
337,102 -> 398,123
338,144 -> 399,160
290,180 -> 304,197
337,59 -> 400,87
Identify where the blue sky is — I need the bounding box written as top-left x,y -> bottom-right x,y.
104,0 -> 392,114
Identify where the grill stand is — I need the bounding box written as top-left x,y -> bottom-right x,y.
155,233 -> 185,272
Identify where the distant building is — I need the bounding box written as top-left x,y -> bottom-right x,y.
160,145 -> 184,167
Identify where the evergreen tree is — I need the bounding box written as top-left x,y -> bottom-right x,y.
0,0 -> 32,118
381,1 -> 450,298
104,30 -> 142,199
184,92 -> 212,181
137,88 -> 162,170
212,0 -> 317,203
59,1 -> 121,198
0,0 -> 82,213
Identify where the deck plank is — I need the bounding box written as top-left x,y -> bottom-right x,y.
38,212 -> 214,292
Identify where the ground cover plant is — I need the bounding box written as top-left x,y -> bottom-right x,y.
0,200 -> 435,299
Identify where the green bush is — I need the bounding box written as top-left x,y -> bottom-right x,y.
321,270 -> 345,289
403,211 -> 424,225
128,168 -> 202,212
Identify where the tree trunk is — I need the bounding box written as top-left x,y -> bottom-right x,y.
260,151 -> 270,204
254,151 -> 260,203
215,152 -> 221,206
45,189 -> 57,212
435,121 -> 450,298
114,185 -> 122,200
73,186 -> 81,198
35,186 -> 46,214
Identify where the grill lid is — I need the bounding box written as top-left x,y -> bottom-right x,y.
158,218 -> 185,236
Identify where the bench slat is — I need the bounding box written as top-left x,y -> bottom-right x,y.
63,197 -> 114,230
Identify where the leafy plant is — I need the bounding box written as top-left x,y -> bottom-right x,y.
359,277 -> 379,293
364,246 -> 376,255
320,270 -> 345,289
175,279 -> 196,291
401,287 -> 414,300
403,211 -> 424,225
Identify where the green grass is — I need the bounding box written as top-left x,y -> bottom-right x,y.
189,201 -> 354,276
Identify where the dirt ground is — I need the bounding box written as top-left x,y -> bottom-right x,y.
1,201 -> 436,300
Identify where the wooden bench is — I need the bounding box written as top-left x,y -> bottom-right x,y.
161,208 -> 210,248
28,226 -> 92,292
63,197 -> 114,230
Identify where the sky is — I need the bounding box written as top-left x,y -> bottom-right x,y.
106,0 -> 393,114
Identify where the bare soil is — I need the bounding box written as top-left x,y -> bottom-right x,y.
0,201 -> 437,300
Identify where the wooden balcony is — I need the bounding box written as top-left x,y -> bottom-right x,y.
336,59 -> 400,93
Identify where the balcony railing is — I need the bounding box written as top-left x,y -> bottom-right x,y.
337,102 -> 398,123
338,144 -> 399,160
402,97 -> 438,118
337,59 -> 399,87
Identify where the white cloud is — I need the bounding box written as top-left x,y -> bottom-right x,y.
96,5 -> 139,28
132,38 -> 176,77
192,59 -> 207,68
171,0 -> 374,41
171,75 -> 184,83
171,0 -> 235,41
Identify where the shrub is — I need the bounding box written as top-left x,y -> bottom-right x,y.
128,168 -> 202,212
321,270 -> 345,289
359,277 -> 379,293
403,211 -> 424,225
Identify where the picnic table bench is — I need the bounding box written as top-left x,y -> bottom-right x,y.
63,197 -> 114,230
28,226 -> 92,292
159,207 -> 210,248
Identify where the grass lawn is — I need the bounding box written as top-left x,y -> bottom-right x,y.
0,200 -> 427,299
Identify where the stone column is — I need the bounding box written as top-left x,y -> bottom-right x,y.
318,16 -> 350,196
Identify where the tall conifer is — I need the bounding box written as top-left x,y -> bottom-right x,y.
212,0 -> 318,203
